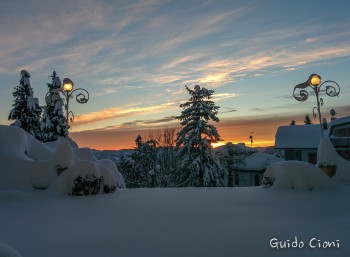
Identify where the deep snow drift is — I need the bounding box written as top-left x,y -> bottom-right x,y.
0,125 -> 125,193
1,126 -> 350,257
0,185 -> 349,257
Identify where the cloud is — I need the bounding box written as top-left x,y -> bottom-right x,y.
74,101 -> 180,126
251,108 -> 264,111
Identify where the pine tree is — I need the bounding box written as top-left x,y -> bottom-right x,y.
304,114 -> 313,125
8,70 -> 42,140
117,156 -> 138,188
41,71 -> 69,142
175,85 -> 223,187
130,135 -> 159,187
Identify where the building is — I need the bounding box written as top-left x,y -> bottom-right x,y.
234,151 -> 281,186
275,116 -> 350,163
215,143 -> 282,187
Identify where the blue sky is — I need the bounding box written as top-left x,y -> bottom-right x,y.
1,0 -> 350,149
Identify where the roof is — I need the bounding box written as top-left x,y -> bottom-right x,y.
237,152 -> 281,171
275,116 -> 350,149
275,124 -> 324,149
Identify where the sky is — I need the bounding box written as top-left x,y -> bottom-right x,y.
1,0 -> 350,150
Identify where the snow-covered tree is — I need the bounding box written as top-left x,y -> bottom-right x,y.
8,70 -> 42,140
131,135 -> 159,187
175,85 -> 223,187
41,71 -> 68,142
304,114 -> 313,125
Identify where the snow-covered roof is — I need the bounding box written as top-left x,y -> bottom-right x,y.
275,116 -> 350,149
329,116 -> 350,135
238,152 -> 281,171
275,124 -> 323,149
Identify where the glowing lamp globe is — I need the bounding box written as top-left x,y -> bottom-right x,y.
62,78 -> 74,92
309,74 -> 321,87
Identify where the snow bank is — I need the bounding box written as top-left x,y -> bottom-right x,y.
317,139 -> 350,181
0,243 -> 22,257
0,125 -> 125,194
74,148 -> 126,188
263,161 -> 330,190
0,126 -> 73,191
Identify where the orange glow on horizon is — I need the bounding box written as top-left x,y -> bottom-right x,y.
70,126 -> 278,151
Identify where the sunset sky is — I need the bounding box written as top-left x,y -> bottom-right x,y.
1,0 -> 350,150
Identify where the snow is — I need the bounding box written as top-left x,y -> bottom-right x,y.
0,242 -> 22,257
1,125 -> 350,256
239,152 -> 281,170
275,116 -> 350,150
263,161 -> 331,190
0,185 -> 350,257
275,124 -> 322,149
317,139 -> 350,181
0,125 -> 125,192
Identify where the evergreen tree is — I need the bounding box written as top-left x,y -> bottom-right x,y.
304,114 -> 313,125
117,156 -> 139,188
130,135 -> 159,187
290,120 -> 296,125
8,70 -> 42,140
41,71 -> 68,142
175,85 -> 223,187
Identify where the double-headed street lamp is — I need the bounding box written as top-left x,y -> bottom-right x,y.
293,74 -> 340,139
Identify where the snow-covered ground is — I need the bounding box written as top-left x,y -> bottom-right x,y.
1,126 -> 349,257
1,184 -> 349,257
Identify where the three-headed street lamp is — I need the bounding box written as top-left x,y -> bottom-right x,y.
61,77 -> 89,126
293,74 -> 340,139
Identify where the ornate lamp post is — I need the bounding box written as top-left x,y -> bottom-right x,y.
293,74 -> 340,139
61,78 -> 89,126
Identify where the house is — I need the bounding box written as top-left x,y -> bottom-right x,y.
234,151 -> 281,186
215,143 -> 282,187
275,116 -> 350,163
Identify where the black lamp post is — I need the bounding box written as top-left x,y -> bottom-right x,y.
293,74 -> 340,139
61,78 -> 89,126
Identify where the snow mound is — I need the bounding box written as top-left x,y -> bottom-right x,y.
48,160 -> 116,196
317,139 -> 350,181
0,243 -> 22,257
263,161 -> 330,190
0,125 -> 125,194
74,148 -> 126,188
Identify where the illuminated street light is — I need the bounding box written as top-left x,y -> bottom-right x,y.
60,77 -> 89,126
293,74 -> 340,139
45,72 -> 89,131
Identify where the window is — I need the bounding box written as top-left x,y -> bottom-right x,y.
285,149 -> 302,161
333,127 -> 350,137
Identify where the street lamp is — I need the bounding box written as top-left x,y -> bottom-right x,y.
61,77 -> 89,126
293,74 -> 340,139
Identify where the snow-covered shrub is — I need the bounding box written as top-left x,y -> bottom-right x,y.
263,161 -> 330,190
71,175 -> 104,196
262,176 -> 274,189
49,160 -> 118,196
